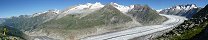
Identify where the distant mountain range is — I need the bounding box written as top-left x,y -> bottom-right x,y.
159,4 -> 202,18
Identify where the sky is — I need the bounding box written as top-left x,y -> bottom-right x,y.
0,0 -> 208,18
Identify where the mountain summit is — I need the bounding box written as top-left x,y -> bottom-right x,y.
127,4 -> 166,25
110,2 -> 135,13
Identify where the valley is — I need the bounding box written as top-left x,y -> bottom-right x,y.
0,1 -> 207,40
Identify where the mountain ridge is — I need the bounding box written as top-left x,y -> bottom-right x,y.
159,4 -> 201,18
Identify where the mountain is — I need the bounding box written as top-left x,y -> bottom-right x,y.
110,3 -> 134,13
2,9 -> 59,31
159,4 -> 201,18
25,3 -> 135,40
0,2 -> 167,40
192,4 -> 208,19
37,3 -> 133,30
0,18 -> 5,24
156,4 -> 208,40
56,2 -> 104,19
127,4 -> 166,25
191,4 -> 208,39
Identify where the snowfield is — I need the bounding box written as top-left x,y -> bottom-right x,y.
81,14 -> 187,40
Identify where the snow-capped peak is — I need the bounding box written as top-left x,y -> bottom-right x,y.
174,4 -> 198,10
110,2 -> 134,13
69,2 -> 104,10
191,4 -> 197,8
32,9 -> 60,17
48,9 -> 60,13
66,2 -> 135,13
156,9 -> 163,12
32,13 -> 41,17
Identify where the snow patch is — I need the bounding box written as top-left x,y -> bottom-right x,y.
174,4 -> 198,10
156,9 -> 163,12
62,2 -> 104,14
69,2 -> 104,10
111,3 -> 134,13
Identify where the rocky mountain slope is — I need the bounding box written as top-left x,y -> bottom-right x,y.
156,4 -> 208,40
190,4 -> 208,40
2,9 -> 59,31
127,4 -> 166,25
159,4 -> 201,18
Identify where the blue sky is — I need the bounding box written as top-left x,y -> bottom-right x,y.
0,0 -> 208,18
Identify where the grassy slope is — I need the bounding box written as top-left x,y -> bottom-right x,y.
170,21 -> 207,40
156,21 -> 208,40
